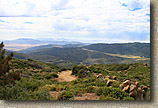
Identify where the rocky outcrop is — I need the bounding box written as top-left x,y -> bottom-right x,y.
120,80 -> 130,89
106,80 -> 113,87
96,73 -> 103,78
120,80 -> 149,100
105,75 -> 110,79
113,76 -> 117,80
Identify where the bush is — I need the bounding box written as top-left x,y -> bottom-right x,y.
72,65 -> 87,75
104,96 -> 118,100
95,87 -> 131,100
0,84 -> 30,100
78,69 -> 87,78
51,73 -> 58,78
38,84 -> 56,92
96,79 -> 106,87
44,73 -> 52,79
32,90 -> 54,100
55,85 -> 65,91
122,97 -> 134,100
85,86 -> 96,93
59,91 -> 74,100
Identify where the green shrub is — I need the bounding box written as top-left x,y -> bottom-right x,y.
104,96 -> 118,100
0,85 -> 30,100
51,73 -> 58,78
72,65 -> 87,76
122,97 -> 134,100
55,85 -> 65,91
38,84 -> 56,92
16,78 -> 40,91
99,95 -> 106,100
85,86 -> 96,93
95,87 -> 130,100
96,79 -> 106,87
32,90 -> 54,100
44,73 -> 52,79
59,91 -> 74,100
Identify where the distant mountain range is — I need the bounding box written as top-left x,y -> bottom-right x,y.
3,38 -> 83,45
18,44 -> 85,53
2,38 -> 86,51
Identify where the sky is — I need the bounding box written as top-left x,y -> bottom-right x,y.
0,0 -> 150,43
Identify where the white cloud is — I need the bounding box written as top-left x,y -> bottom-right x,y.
0,0 -> 150,42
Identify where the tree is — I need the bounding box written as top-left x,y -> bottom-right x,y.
0,42 -> 21,86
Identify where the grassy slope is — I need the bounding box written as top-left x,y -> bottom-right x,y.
0,59 -> 150,100
82,43 -> 150,58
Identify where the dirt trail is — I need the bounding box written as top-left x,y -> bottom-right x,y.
57,70 -> 77,82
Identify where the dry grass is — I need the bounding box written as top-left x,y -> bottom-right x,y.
82,48 -> 150,60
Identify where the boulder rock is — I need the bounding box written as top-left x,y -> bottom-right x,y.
97,73 -> 103,78
105,75 -> 110,79
136,87 -> 144,100
135,81 -> 139,87
113,76 -> 117,80
130,84 -> 137,92
120,80 -> 130,88
129,90 -> 137,100
106,80 -> 112,87
123,85 -> 130,92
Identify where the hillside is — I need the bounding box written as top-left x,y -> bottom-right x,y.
18,44 -> 85,53
5,42 -> 150,67
30,47 -> 148,65
82,42 -> 150,58
0,59 -> 150,100
6,50 -> 73,67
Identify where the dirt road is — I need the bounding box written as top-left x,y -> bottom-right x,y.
57,70 -> 77,82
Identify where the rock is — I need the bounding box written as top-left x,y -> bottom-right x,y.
130,81 -> 135,85
113,76 -> 117,80
141,86 -> 148,100
135,81 -> 139,87
97,73 -> 103,78
129,90 -> 137,100
130,84 -> 137,92
142,86 -> 148,92
123,79 -> 130,82
105,75 -> 110,79
123,85 -> 130,92
120,80 -> 130,88
120,79 -> 149,100
136,87 -> 144,100
106,80 -> 112,87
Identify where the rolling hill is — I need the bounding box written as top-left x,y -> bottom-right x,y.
82,42 -> 150,58
18,44 -> 85,53
6,42 -> 150,67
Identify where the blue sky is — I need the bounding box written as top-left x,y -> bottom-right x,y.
0,0 -> 150,43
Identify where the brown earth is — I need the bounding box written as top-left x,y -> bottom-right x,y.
57,70 -> 77,82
